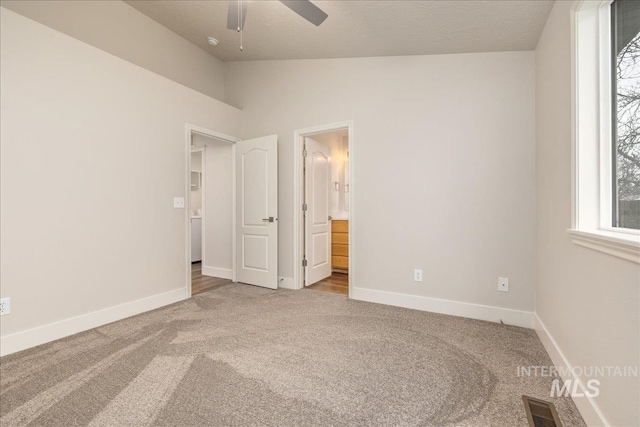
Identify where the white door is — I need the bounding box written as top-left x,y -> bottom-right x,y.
305,138 -> 332,286
236,135 -> 278,289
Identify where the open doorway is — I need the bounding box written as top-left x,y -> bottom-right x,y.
187,125 -> 238,296
293,122 -> 353,296
186,124 -> 280,295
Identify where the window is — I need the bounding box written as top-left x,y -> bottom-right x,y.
612,0 -> 640,230
570,0 -> 640,263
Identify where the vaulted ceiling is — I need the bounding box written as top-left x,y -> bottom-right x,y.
126,0 -> 555,62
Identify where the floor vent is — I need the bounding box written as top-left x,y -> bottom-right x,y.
522,396 -> 563,427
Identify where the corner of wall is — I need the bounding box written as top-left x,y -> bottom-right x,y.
534,314 -> 609,426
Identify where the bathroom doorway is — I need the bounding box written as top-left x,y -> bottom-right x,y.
294,122 -> 353,296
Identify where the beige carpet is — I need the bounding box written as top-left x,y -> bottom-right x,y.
1,283 -> 585,426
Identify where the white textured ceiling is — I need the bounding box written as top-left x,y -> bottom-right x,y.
126,0 -> 554,62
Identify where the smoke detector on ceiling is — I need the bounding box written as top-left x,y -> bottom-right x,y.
207,37 -> 219,46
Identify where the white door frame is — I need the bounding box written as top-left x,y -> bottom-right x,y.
293,120 -> 354,297
190,145 -> 205,267
185,123 -> 240,298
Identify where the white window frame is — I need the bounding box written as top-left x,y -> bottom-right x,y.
570,0 -> 640,264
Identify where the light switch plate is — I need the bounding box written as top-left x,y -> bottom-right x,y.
0,297 -> 10,316
173,197 -> 185,208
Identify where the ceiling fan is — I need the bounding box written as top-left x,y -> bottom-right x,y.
227,0 -> 328,32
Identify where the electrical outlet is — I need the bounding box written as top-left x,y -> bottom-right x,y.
0,297 -> 10,316
498,277 -> 509,292
414,269 -> 423,282
173,197 -> 185,208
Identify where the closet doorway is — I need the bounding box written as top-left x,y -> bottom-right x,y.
294,122 -> 353,296
188,127 -> 236,296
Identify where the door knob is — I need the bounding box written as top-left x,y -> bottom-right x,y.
262,217 -> 275,223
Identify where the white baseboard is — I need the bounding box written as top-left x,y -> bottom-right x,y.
534,314 -> 608,426
351,287 -> 534,328
0,287 -> 189,357
278,277 -> 296,289
201,266 -> 232,280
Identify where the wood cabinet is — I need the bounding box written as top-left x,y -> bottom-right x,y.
331,220 -> 348,272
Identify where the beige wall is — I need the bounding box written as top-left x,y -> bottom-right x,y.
190,151 -> 203,214
535,2 -> 640,425
0,0 -> 226,102
0,9 -> 241,342
193,135 -> 234,275
226,52 -> 537,314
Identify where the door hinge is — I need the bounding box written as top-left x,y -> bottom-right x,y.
302,203 -> 308,211
303,149 -> 308,157
302,258 -> 307,267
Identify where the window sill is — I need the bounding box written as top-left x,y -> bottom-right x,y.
568,229 -> 640,264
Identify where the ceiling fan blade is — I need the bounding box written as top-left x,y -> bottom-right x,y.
227,0 -> 248,31
280,0 -> 328,26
